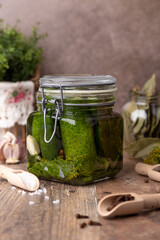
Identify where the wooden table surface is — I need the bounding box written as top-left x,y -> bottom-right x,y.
0,154 -> 160,240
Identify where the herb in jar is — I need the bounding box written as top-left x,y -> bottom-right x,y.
122,74 -> 160,159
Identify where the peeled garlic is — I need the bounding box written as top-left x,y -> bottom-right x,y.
3,143 -> 20,164
27,135 -> 40,156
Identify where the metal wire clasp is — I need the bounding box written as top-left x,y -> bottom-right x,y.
40,84 -> 64,143
43,100 -> 60,143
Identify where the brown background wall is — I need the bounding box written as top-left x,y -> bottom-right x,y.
0,0 -> 160,111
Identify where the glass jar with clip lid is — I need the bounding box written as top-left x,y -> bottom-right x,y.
26,75 -> 123,185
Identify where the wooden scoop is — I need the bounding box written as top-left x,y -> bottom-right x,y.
135,162 -> 160,182
98,192 -> 160,218
0,165 -> 39,191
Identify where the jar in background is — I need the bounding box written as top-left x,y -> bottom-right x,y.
27,75 -> 123,185
122,91 -> 160,146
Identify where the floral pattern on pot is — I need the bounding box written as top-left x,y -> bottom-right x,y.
0,81 -> 34,128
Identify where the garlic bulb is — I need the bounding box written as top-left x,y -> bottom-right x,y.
3,143 -> 20,164
0,131 -> 20,164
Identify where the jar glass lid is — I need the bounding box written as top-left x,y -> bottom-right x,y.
39,75 -> 116,88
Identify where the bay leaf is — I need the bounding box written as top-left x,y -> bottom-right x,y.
124,138 -> 160,159
142,74 -> 156,97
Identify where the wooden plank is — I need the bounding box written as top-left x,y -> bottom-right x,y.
13,123 -> 18,138
0,163 -> 101,240
22,125 -> 26,143
1,154 -> 160,240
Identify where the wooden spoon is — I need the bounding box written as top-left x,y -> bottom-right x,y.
98,192 -> 160,218
135,162 -> 160,182
0,165 -> 39,192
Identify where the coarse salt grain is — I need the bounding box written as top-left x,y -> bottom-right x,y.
11,186 -> 16,190
44,167 -> 48,171
40,185 -> 47,194
38,189 -> 43,193
22,191 -> 26,195
52,200 -> 60,204
33,190 -> 41,195
45,196 -> 49,200
43,188 -> 47,194
18,190 -> 22,193
29,201 -> 35,205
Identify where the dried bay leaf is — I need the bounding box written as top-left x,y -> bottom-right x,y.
124,138 -> 160,159
122,101 -> 138,145
142,74 -> 156,97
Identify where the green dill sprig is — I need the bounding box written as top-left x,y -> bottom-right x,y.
144,143 -> 160,165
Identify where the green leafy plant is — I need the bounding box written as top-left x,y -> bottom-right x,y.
0,18 -> 47,82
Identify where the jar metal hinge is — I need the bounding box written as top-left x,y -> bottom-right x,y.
41,84 -> 64,143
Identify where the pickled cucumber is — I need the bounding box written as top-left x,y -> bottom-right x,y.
32,113 -> 40,145
60,109 -> 97,175
31,112 -> 62,160
95,112 -> 123,169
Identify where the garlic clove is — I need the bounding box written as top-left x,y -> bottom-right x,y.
13,144 -> 20,160
3,131 -> 17,145
27,135 -> 40,156
6,158 -> 19,164
3,143 -> 12,160
3,143 -> 20,160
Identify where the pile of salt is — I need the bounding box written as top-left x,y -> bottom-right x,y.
17,172 -> 37,190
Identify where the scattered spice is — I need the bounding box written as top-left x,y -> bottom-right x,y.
103,191 -> 111,195
144,179 -> 149,183
66,189 -> 76,196
88,220 -> 102,226
80,223 -> 87,229
69,190 -> 75,193
60,149 -> 64,158
107,194 -> 135,211
75,213 -> 89,219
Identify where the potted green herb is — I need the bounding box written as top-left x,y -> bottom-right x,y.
0,18 -> 47,163
0,20 -> 47,83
